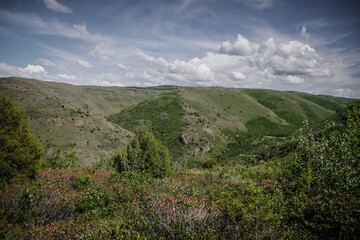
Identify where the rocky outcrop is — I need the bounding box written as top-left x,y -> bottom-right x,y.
178,133 -> 187,145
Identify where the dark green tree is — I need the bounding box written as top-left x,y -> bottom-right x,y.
0,97 -> 44,187
113,125 -> 172,177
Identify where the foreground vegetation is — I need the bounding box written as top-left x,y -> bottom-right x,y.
1,82 -> 359,239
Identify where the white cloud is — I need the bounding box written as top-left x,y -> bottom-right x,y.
177,0 -> 196,12
252,40 -> 331,78
236,0 -> 279,9
284,75 -> 305,85
56,73 -> 78,80
0,10 -> 104,43
89,44 -> 116,62
229,71 -> 246,81
18,64 -> 48,79
130,34 -> 346,92
135,49 -> 169,70
0,62 -> 18,77
77,59 -> 92,68
0,63 -> 48,79
36,58 -> 55,67
95,73 -> 124,86
42,0 -> 72,13
300,25 -> 310,41
135,49 -> 215,84
219,34 -> 254,56
332,88 -> 360,98
117,63 -> 130,70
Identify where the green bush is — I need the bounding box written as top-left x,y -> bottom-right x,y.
0,97 -> 44,187
203,157 -> 217,169
113,125 -> 172,178
44,148 -> 80,169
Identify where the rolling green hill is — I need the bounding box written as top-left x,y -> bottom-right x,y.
0,77 -> 353,165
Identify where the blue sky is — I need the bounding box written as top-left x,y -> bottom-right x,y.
0,0 -> 359,98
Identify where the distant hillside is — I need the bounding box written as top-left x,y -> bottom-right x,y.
0,77 -> 353,165
108,86 -> 353,166
0,77 -> 169,164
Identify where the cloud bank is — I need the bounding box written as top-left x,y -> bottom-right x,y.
131,34 -> 336,93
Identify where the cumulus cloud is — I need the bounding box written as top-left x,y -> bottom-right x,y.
42,0 -> 72,13
77,59 -> 92,68
135,49 -> 215,84
36,58 -> 55,67
131,33 -> 341,92
251,40 -> 331,78
18,64 -> 48,79
219,34 -> 254,56
89,44 -> 116,62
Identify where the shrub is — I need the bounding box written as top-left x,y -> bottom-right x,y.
203,158 -> 217,169
113,125 -> 172,178
44,149 -> 80,169
0,97 -> 44,187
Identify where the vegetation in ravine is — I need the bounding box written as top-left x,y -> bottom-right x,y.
108,90 -> 186,162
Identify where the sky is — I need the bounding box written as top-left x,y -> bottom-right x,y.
0,0 -> 360,98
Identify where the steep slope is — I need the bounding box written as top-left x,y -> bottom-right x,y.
0,77 -> 169,164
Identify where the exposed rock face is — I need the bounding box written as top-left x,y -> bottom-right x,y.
200,145 -> 211,154
178,133 -> 187,145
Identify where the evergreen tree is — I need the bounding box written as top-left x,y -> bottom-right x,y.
0,97 -> 44,187
113,125 -> 172,177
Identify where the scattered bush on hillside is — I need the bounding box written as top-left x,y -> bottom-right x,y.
43,148 -> 80,169
113,125 -> 172,178
0,97 -> 44,188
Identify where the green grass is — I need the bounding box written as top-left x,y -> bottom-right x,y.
108,90 -> 186,161
295,93 -> 353,111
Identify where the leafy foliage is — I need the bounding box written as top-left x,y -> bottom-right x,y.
0,97 -> 44,187
43,148 -> 80,169
283,100 -> 360,238
113,126 -> 172,178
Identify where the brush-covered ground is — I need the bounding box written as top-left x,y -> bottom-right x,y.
1,77 -> 359,239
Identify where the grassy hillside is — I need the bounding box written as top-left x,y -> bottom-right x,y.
0,77 -> 353,166
109,86 -> 352,167
0,77 -> 169,164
